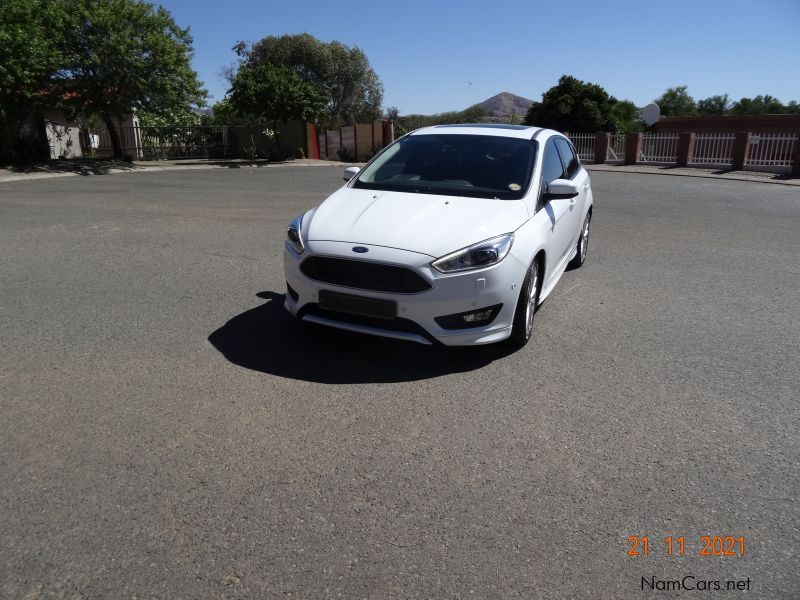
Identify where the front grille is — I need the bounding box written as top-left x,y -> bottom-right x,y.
300,256 -> 432,294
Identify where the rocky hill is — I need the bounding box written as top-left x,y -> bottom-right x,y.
477,92 -> 534,117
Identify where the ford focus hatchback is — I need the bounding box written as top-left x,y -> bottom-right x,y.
283,124 -> 593,346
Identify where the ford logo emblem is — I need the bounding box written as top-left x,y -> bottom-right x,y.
352,246 -> 369,253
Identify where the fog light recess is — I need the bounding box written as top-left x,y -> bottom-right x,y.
434,304 -> 502,330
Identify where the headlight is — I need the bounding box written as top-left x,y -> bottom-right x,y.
431,233 -> 514,273
286,214 -> 305,254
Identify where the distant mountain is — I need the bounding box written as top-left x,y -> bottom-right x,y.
476,92 -> 534,117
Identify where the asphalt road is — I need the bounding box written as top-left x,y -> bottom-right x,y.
1,167 -> 798,599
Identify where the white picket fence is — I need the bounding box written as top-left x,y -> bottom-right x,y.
639,133 -> 679,163
745,133 -> 798,168
316,127 -> 797,173
689,133 -> 736,166
607,133 -> 626,162
566,133 -> 595,162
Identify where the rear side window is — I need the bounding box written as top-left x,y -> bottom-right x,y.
554,137 -> 580,179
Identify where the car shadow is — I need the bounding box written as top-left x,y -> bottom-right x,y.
207,291 -> 514,383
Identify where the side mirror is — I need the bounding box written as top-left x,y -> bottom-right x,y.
343,166 -> 360,182
543,178 -> 579,200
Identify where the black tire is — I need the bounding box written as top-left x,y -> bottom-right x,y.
506,259 -> 540,347
568,212 -> 591,270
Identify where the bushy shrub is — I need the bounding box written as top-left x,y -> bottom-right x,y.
0,131 -> 49,165
337,146 -> 355,162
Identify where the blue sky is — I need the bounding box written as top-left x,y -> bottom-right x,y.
159,0 -> 800,115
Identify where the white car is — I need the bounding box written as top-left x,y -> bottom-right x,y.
283,124 -> 593,347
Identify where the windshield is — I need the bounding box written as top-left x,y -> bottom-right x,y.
353,134 -> 537,200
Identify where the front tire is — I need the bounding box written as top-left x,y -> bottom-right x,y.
568,212 -> 591,270
507,259 -> 540,347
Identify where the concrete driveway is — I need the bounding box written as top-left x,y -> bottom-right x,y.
1,167 -> 798,599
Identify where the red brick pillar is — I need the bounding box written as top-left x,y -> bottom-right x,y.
306,122 -> 319,159
792,139 -> 800,176
676,132 -> 695,167
625,133 -> 643,165
594,132 -> 610,164
382,120 -> 394,145
732,132 -> 751,171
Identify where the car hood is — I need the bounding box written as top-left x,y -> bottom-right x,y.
306,187 -> 529,257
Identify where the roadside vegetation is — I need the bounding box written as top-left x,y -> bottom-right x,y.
0,0 -> 206,161
520,76 -> 799,133
219,33 -> 383,134
652,85 -> 799,117
523,75 -> 640,133
390,104 -> 490,137
2,1 -> 797,164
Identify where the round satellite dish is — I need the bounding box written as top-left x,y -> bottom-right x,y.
641,103 -> 660,126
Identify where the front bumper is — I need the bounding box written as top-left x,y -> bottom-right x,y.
283,240 -> 526,346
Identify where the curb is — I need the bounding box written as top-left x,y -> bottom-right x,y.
0,159 -> 350,184
584,164 -> 799,187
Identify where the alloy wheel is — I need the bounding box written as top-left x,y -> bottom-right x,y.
524,263 -> 538,337
580,216 -> 590,262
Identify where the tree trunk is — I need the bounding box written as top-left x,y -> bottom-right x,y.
271,119 -> 280,160
102,113 -> 124,160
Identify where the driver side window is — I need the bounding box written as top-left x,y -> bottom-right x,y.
538,139 -> 565,210
541,139 -> 565,187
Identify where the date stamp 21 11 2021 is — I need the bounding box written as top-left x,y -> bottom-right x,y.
627,534 -> 746,557
627,534 -> 753,593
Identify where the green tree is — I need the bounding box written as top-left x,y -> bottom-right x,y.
228,62 -> 325,130
234,33 -> 384,126
786,101 -> 800,114
610,99 -> 642,132
393,104 -> 488,136
0,0 -> 68,161
730,95 -> 785,115
697,94 -> 731,116
137,106 -> 205,127
55,0 -> 206,158
654,85 -> 697,116
460,104 -> 489,122
523,75 -> 618,132
208,97 -> 246,126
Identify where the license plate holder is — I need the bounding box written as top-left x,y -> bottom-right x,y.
318,290 -> 396,320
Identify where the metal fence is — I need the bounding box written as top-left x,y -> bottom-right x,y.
744,132 -> 798,168
607,133 -> 626,162
94,126 -> 141,158
639,133 -> 679,163
140,126 -> 230,159
689,133 -> 736,166
98,126 -> 231,159
566,133 -> 595,162
319,130 -> 341,161
87,124 -> 798,172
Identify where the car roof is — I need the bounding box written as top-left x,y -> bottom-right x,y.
408,123 -> 551,140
